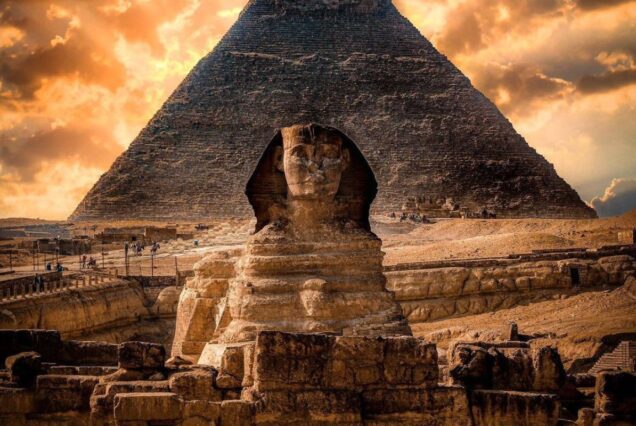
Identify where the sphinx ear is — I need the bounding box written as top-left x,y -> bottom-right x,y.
342,148 -> 351,170
274,146 -> 284,173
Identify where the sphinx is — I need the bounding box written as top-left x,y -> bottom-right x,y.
172,124 -> 410,362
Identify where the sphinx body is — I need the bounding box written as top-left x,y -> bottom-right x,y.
172,124 -> 410,362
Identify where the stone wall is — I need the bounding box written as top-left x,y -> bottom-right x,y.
0,331 -> 577,425
386,254 -> 636,324
0,277 -> 180,344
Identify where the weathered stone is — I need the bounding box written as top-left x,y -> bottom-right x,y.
469,390 -> 560,426
165,356 -> 193,367
220,400 -> 254,426
99,368 -> 146,383
594,371 -> 636,419
361,386 -> 470,425
0,387 -> 35,414
35,374 -> 99,412
450,342 -> 566,393
113,392 -> 182,421
576,407 -> 595,426
0,330 -> 61,365
118,341 -> 166,370
252,389 -> 361,424
183,400 -> 221,425
59,340 -> 118,366
383,337 -> 438,387
90,380 -> 170,417
169,369 -> 221,401
253,332 -> 334,391
532,346 -> 566,392
5,351 -> 42,387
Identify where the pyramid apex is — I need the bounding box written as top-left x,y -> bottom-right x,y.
260,0 -> 392,14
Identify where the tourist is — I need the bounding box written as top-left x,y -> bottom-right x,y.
81,255 -> 87,269
56,263 -> 63,272
46,262 -> 52,271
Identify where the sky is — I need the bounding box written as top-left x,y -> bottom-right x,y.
0,0 -> 635,219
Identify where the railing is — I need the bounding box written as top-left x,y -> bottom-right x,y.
0,269 -> 120,303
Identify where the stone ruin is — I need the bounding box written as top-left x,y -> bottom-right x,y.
2,327 -> 636,425
70,0 -> 596,222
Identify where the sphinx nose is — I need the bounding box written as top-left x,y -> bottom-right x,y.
307,161 -> 319,173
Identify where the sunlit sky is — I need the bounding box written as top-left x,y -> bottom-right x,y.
1,0 -> 635,219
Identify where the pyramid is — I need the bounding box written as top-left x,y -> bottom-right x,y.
70,0 -> 596,221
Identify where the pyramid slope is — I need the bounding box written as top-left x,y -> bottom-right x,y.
71,0 -> 596,221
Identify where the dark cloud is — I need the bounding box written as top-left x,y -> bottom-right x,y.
590,178 -> 636,217
471,63 -> 571,116
437,0 -> 566,56
0,0 -> 191,99
576,0 -> 636,11
577,68 -> 636,93
0,33 -> 127,99
0,126 -> 121,181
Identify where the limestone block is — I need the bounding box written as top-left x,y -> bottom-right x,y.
594,371 -> 636,417
217,345 -> 246,389
100,368 -> 146,383
449,345 -> 493,389
90,380 -> 170,417
242,343 -> 256,388
169,369 -> 221,401
36,374 -> 99,412
0,388 -> 35,414
59,340 -> 118,366
155,286 -> 181,315
220,400 -> 253,426
113,392 -> 182,421
531,346 -> 566,393
198,342 -> 252,389
118,341 -> 166,370
383,337 -> 438,387
469,390 -> 560,426
0,329 -> 62,365
173,290 -> 221,359
329,336 -> 384,389
5,351 -> 42,387
361,386 -> 470,425
576,407 -> 595,426
253,332 -> 333,391
252,390 -> 360,425
192,254 -> 236,280
183,400 -> 221,425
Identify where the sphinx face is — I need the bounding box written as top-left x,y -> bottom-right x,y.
279,126 -> 350,200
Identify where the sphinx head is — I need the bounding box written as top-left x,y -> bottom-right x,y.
246,123 -> 377,232
276,124 -> 350,201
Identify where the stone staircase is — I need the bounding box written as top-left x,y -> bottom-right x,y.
589,341 -> 636,374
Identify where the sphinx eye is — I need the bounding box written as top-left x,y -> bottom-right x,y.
320,145 -> 339,159
291,145 -> 308,159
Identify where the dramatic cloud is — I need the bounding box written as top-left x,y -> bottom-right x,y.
576,0 -> 636,11
0,126 -> 120,181
470,63 -> 573,116
1,0 -> 635,219
590,178 -> 636,217
578,69 -> 636,93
